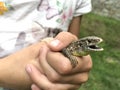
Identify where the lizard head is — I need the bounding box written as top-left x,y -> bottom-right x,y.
71,36 -> 104,56
80,36 -> 104,52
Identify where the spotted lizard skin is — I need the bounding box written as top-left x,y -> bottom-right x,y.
62,36 -> 103,68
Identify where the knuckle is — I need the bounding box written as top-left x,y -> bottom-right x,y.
87,57 -> 93,71
46,84 -> 57,90
84,55 -> 93,71
83,77 -> 89,83
48,72 -> 61,82
50,85 -> 57,90
59,60 -> 72,75
81,73 -> 89,83
72,34 -> 78,40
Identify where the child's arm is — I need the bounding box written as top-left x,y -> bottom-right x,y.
68,16 -> 82,37
0,42 -> 46,90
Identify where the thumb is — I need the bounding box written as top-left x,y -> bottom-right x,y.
49,32 -> 78,51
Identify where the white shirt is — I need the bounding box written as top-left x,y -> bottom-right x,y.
0,0 -> 92,57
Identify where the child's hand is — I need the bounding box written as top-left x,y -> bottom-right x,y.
26,32 -> 92,90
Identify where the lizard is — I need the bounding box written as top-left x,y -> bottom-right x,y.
62,36 -> 104,68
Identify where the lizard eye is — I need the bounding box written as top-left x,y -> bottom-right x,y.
87,39 -> 91,43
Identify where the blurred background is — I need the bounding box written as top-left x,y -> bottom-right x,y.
79,0 -> 120,90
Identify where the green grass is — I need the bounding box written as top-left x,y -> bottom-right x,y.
78,13 -> 120,90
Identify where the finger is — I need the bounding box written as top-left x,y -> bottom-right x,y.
47,51 -> 73,75
46,51 -> 90,84
26,64 -> 80,90
38,46 -> 85,85
39,46 -> 91,84
25,64 -> 52,90
54,72 -> 89,84
47,50 -> 92,75
71,55 -> 93,73
39,46 -> 61,82
48,32 -> 78,51
39,48 -> 89,84
52,83 -> 80,90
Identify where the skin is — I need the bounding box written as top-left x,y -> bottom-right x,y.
0,41 -> 45,90
26,16 -> 93,90
68,16 -> 82,37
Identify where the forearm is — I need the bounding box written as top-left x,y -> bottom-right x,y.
68,16 -> 82,37
0,42 -> 45,90
0,55 -> 31,90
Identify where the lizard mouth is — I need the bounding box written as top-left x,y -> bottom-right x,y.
88,38 -> 104,51
88,45 -> 104,51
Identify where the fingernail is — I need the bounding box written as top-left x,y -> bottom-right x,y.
50,39 -> 60,47
26,65 -> 32,73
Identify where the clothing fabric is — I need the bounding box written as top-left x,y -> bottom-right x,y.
0,0 -> 92,58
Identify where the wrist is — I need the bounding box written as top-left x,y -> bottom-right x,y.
0,55 -> 31,89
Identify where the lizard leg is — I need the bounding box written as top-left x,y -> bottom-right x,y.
62,48 -> 78,68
